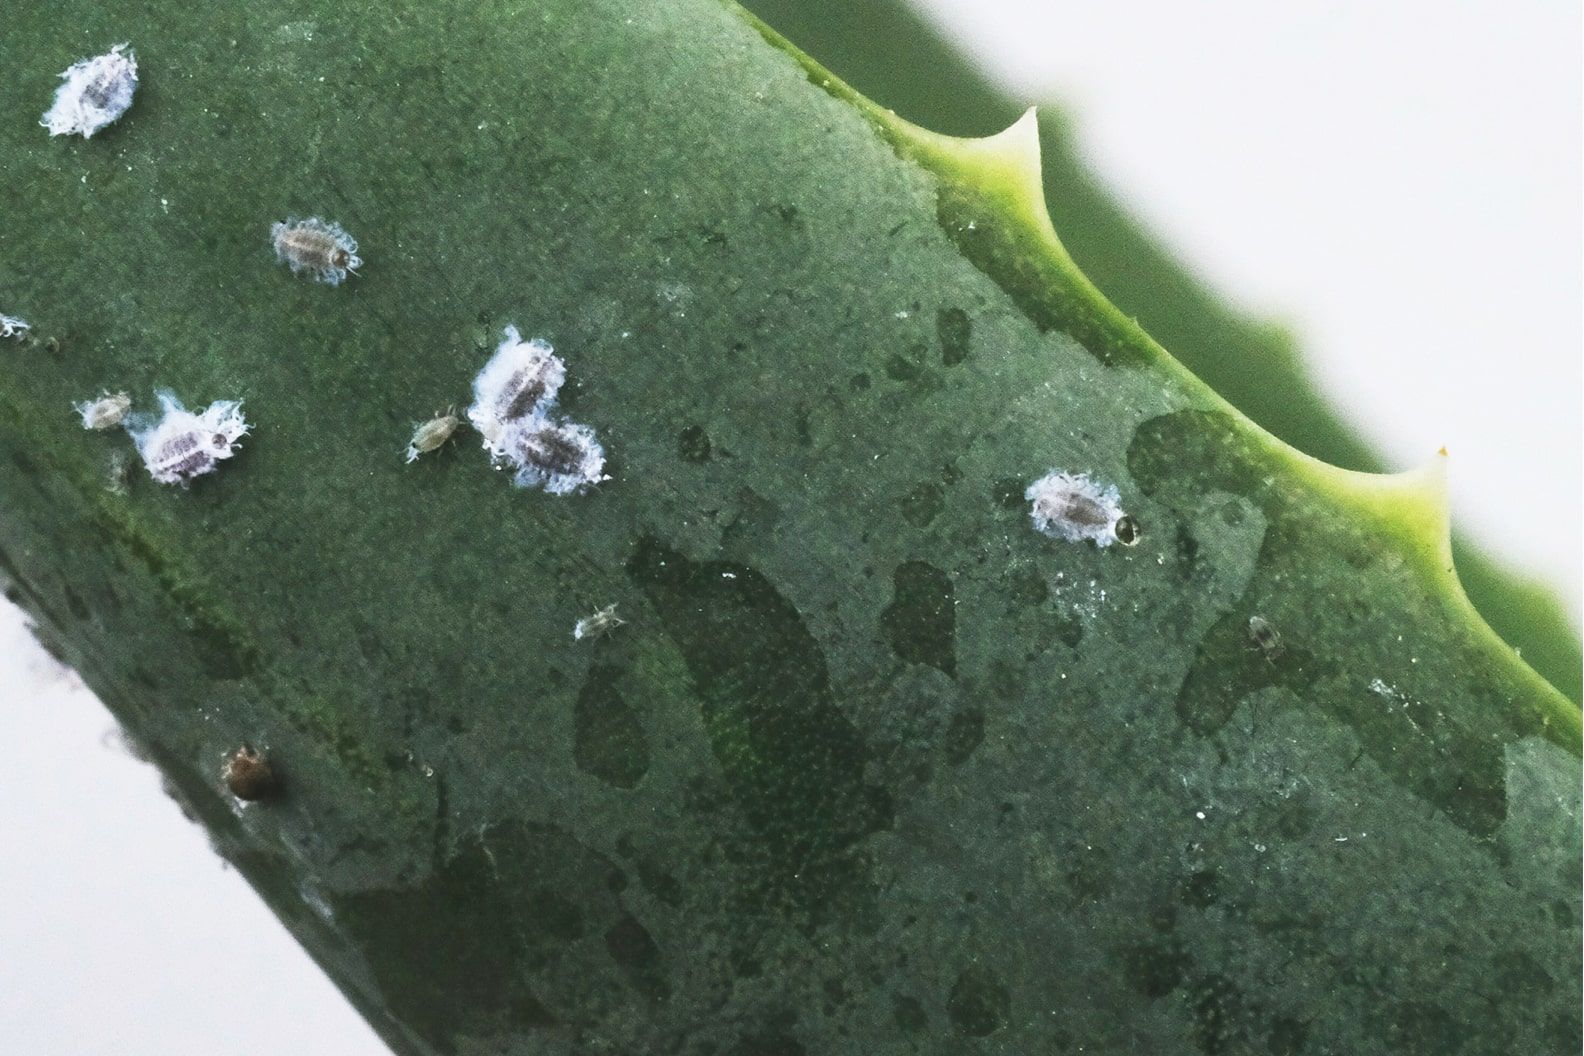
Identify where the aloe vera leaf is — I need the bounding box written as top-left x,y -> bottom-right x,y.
740,0 -> 1583,704
0,2 -> 1577,1054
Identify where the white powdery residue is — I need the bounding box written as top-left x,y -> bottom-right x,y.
0,313 -> 30,339
41,44 -> 138,138
127,390 -> 249,486
499,413 -> 607,495
74,391 -> 131,430
1025,469 -> 1125,545
466,325 -> 566,452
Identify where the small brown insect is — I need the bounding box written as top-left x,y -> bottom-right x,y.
223,745 -> 276,801
1112,514 -> 1142,546
1247,616 -> 1283,662
405,407 -> 460,463
271,217 -> 362,285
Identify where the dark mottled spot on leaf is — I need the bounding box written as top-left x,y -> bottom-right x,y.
943,706 -> 985,764
947,964 -> 1010,1037
628,537 -> 888,912
937,307 -> 971,365
991,476 -> 1026,510
604,913 -> 669,1002
574,666 -> 650,789
900,481 -> 945,528
880,561 -> 955,677
1122,940 -> 1189,998
677,425 -> 712,463
1381,1000 -> 1464,1056
892,994 -> 927,1033
884,352 -> 923,382
334,822 -> 628,1050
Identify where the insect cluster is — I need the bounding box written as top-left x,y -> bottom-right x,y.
467,326 -> 606,494
41,44 -> 138,138
1025,470 -> 1138,547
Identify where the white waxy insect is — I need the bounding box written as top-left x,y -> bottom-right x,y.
498,413 -> 606,495
0,313 -> 30,340
405,408 -> 460,463
41,44 -> 138,138
573,604 -> 626,641
127,390 -> 249,486
1025,470 -> 1128,546
271,217 -> 362,285
466,326 -> 566,451
75,391 -> 132,430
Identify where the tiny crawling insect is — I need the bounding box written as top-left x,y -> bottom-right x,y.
223,744 -> 276,801
271,216 -> 362,285
1247,616 -> 1284,662
467,326 -> 566,451
499,414 -> 607,494
1025,470 -> 1127,546
1112,513 -> 1142,547
41,44 -> 138,138
405,407 -> 460,463
74,391 -> 131,430
0,313 -> 30,340
574,604 -> 626,641
127,390 -> 249,486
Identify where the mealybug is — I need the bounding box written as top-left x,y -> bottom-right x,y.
223,745 -> 276,801
128,390 -> 249,486
405,408 -> 461,463
75,391 -> 131,430
271,217 -> 361,285
1247,616 -> 1283,662
0,313 -> 29,340
466,326 -> 566,450
574,603 -> 626,641
500,414 -> 606,494
41,44 -> 138,138
1025,470 -> 1127,546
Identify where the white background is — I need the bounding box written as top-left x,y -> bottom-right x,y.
2,3 -> 1578,1053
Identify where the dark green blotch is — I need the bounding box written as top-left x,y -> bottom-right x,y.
942,705 -> 984,764
604,912 -> 669,1002
880,560 -> 956,677
574,666 -> 650,789
677,425 -> 712,463
937,306 -> 972,365
628,536 -> 890,912
900,480 -> 945,528
1121,940 -> 1189,999
946,964 -> 1010,1037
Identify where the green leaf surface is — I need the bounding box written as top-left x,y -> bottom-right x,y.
742,0 -> 1583,705
0,2 -> 1578,1054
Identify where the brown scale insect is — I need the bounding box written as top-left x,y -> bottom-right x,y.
1247,616 -> 1284,662
271,217 -> 362,285
223,745 -> 277,801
